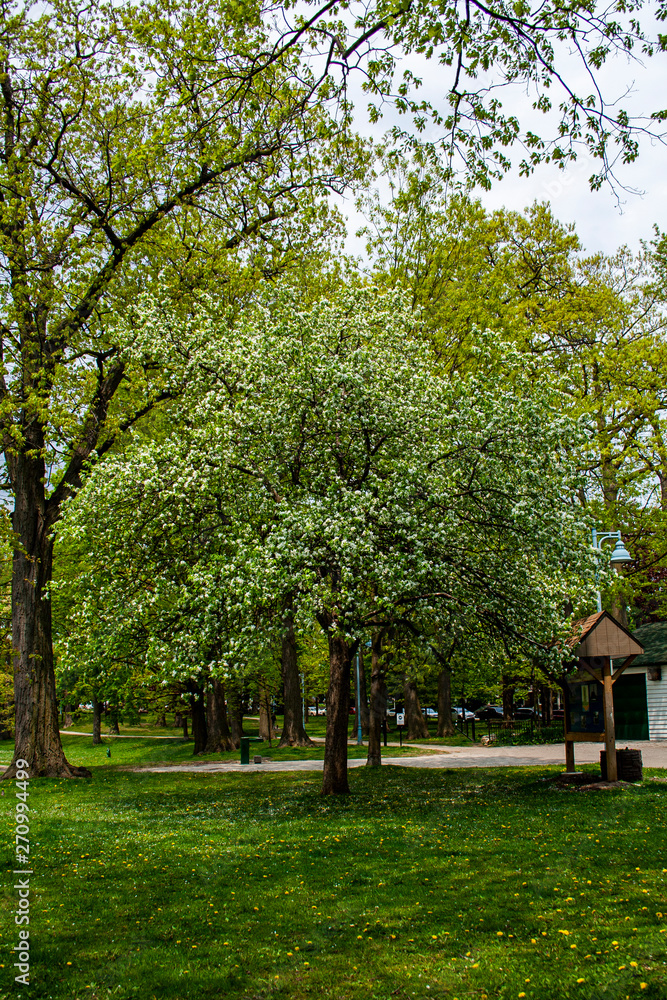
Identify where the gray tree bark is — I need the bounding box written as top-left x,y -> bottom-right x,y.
189,683 -> 207,755
92,698 -> 102,745
322,635 -> 352,795
228,684 -> 245,744
502,673 -> 515,722
258,677 -> 275,742
350,650 -> 370,738
366,632 -> 387,767
204,679 -> 235,752
3,468 -> 88,778
436,667 -> 457,737
404,677 -> 428,740
278,618 -> 313,747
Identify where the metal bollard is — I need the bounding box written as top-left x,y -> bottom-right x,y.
240,736 -> 250,765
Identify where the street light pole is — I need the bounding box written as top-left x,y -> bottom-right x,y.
301,672 -> 305,730
356,651 -> 363,745
591,528 -> 632,613
590,527 -> 631,783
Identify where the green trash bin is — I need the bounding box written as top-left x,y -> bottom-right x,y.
240,737 -> 250,765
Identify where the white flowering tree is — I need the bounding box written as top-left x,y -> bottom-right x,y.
58,287 -> 597,791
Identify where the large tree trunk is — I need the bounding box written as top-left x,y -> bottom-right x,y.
611,594 -> 628,629
204,679 -> 234,753
108,706 -> 120,735
404,677 -> 429,740
279,619 -> 313,747
502,673 -> 515,722
436,667 -> 456,737
258,677 -> 275,742
366,633 -> 386,767
92,698 -> 102,745
4,478 -> 89,778
350,650 -> 370,738
189,683 -> 207,754
322,635 -> 351,795
228,684 -> 245,744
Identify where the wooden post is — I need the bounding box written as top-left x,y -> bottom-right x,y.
602,657 -> 617,781
563,679 -> 575,772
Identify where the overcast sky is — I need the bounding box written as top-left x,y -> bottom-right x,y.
339,25 -> 667,260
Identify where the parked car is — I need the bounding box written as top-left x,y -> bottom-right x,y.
308,706 -> 326,716
451,707 -> 475,721
514,707 -> 537,719
474,705 -> 504,721
552,708 -> 565,721
424,708 -> 438,718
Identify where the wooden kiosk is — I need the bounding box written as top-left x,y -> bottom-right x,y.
565,612 -> 644,780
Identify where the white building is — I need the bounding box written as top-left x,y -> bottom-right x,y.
616,621 -> 667,741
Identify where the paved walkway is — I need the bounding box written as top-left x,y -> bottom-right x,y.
137,740 -> 667,774
61,731 -> 184,740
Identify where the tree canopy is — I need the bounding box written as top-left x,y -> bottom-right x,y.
57,286 -> 597,790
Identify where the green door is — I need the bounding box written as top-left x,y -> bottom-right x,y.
613,673 -> 649,740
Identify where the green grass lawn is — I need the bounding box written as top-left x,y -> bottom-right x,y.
1,765 -> 666,1000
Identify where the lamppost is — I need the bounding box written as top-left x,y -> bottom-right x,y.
581,528 -> 633,782
355,651 -> 363,745
591,528 -> 632,613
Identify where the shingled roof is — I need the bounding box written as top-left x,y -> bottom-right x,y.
568,610 -> 644,658
630,621 -> 667,667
